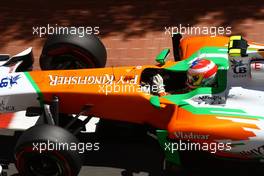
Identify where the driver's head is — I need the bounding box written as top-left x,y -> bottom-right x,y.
187,58 -> 218,89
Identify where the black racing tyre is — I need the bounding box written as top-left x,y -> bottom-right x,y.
40,33 -> 107,70
14,124 -> 82,176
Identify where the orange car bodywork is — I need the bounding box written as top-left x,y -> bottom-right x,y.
29,65 -> 176,129
180,36 -> 229,59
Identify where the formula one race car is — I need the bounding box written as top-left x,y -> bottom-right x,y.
0,33 -> 263,176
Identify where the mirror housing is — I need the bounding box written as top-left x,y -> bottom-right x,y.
156,49 -> 170,65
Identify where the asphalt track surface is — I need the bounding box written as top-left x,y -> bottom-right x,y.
0,0 -> 263,175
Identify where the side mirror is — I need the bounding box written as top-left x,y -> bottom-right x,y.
150,96 -> 161,109
156,49 -> 170,65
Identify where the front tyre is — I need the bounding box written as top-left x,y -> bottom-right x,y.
40,33 -> 107,70
14,124 -> 82,176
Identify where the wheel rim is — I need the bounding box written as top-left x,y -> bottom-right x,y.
45,45 -> 97,70
49,55 -> 93,70
27,154 -> 63,176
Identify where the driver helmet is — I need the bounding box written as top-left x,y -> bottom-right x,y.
187,58 -> 218,89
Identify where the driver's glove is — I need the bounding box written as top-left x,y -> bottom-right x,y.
152,74 -> 166,94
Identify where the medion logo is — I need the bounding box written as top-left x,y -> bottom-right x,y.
192,95 -> 224,105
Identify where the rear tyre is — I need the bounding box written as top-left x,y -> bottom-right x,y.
40,33 -> 107,70
14,124 -> 82,176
